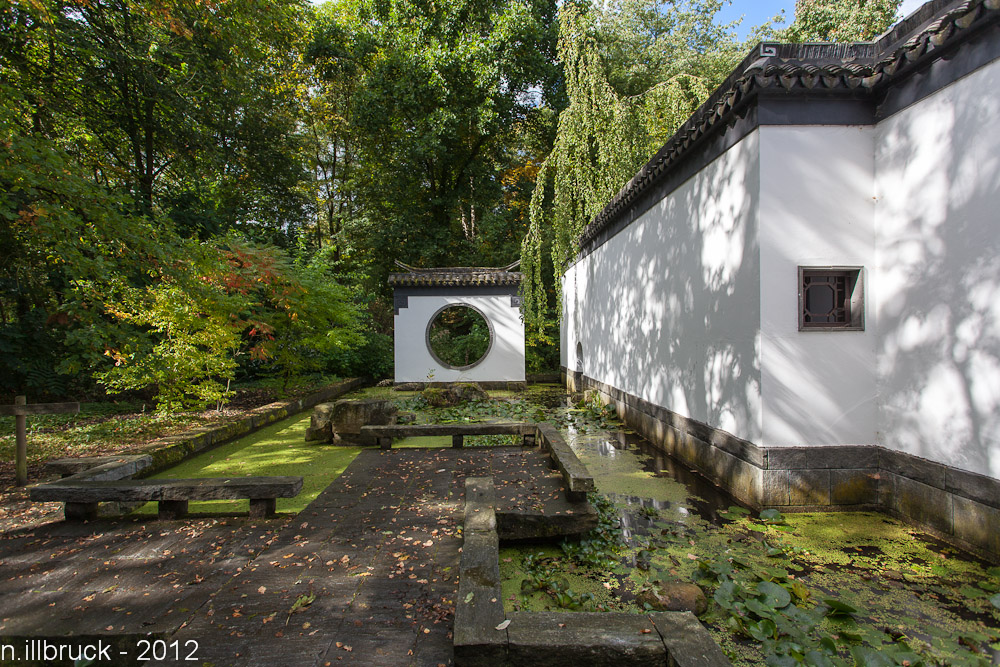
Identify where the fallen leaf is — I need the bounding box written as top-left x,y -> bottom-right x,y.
496,620 -> 511,630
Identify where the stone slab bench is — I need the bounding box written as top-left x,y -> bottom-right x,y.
535,424 -> 595,502
360,423 -> 537,450
46,455 -> 152,481
30,476 -> 302,521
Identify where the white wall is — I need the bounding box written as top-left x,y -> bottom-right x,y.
394,294 -> 525,383
874,59 -> 1000,477
563,131 -> 763,444
758,125 -> 879,447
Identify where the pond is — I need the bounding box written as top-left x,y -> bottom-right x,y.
136,414 -> 362,515
144,384 -> 1000,665
375,384 -> 1000,666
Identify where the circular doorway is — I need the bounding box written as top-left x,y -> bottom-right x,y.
426,304 -> 494,370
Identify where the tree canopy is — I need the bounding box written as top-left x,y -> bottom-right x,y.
1,0 -> 907,402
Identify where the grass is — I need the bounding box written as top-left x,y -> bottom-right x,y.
134,413 -> 360,516
0,401 -> 205,466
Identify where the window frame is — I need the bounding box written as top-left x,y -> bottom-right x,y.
797,266 -> 865,331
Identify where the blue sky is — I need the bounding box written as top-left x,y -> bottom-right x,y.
715,0 -> 796,39
717,0 -> 928,41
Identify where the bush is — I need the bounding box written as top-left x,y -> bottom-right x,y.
327,330 -> 393,380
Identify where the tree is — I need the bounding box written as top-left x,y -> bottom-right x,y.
1,0 -> 312,236
0,86 -> 173,396
781,0 -> 902,42
307,0 -> 560,285
520,0 -> 746,351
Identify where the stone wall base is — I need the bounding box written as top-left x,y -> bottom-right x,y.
563,369 -> 1000,563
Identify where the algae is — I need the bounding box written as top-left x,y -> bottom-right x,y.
136,413 -> 361,516
339,384 -> 1000,665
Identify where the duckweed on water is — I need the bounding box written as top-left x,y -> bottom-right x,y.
465,392 -> 999,665
136,413 -> 360,515
166,384 -> 1000,664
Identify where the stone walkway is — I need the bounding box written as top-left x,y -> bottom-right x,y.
0,446 -> 572,666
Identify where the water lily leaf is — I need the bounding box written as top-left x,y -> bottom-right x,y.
959,584 -> 987,598
759,508 -> 785,524
850,646 -> 896,667
986,566 -> 1000,579
759,566 -> 789,581
789,580 -> 811,602
745,599 -> 771,617
804,651 -> 836,667
757,581 -> 791,608
714,579 -> 737,606
824,599 -> 859,616
990,593 -> 1000,610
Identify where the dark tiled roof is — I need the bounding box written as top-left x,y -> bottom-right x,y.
388,261 -> 523,287
579,0 -> 999,250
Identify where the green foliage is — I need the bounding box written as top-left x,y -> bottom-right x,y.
95,239 -> 363,410
560,494 -> 626,568
1,0 -> 311,229
305,0 -> 559,286
96,276 -> 243,412
781,0 -> 902,43
520,551 -> 597,610
520,0 -> 746,341
428,306 -> 491,368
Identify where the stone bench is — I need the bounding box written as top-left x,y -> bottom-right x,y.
362,421 -> 595,502
46,455 -> 152,481
535,424 -> 595,502
360,423 -> 537,450
30,476 -> 303,521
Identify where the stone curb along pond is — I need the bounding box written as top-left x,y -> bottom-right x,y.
133,378 -> 364,477
396,385 -> 1000,666
29,379 -> 363,520
454,476 -> 732,667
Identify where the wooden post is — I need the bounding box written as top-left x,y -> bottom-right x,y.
15,396 -> 26,487
1,396 -> 80,487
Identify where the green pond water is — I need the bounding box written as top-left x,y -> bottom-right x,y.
135,413 -> 361,515
146,385 -> 1000,665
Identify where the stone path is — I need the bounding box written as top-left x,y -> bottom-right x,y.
0,446 -> 573,666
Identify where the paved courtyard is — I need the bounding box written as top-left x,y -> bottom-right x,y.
0,447 -> 570,666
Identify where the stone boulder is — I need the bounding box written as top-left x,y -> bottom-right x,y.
421,382 -> 489,407
635,582 -> 707,616
305,399 -> 397,445
393,382 -> 425,392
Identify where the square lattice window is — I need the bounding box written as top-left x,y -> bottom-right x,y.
798,267 -> 864,331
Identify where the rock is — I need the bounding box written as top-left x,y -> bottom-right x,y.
421,382 -> 489,407
422,387 -> 451,407
306,399 -> 397,445
393,382 -> 425,391
450,382 -> 489,403
304,421 -> 332,443
376,378 -> 394,387
397,412 -> 417,424
636,582 -> 707,616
